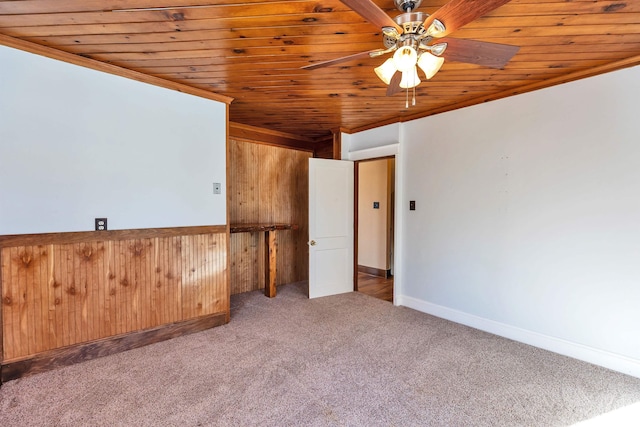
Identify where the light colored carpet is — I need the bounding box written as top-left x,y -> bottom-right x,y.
1,282 -> 639,426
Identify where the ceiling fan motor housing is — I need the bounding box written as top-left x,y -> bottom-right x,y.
383,12 -> 431,49
395,12 -> 429,34
394,0 -> 423,12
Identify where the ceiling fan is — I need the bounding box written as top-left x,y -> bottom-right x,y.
302,0 -> 520,105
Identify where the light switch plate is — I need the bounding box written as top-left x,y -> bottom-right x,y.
213,183 -> 221,194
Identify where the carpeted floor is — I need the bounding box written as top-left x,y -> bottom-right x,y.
1,282 -> 639,426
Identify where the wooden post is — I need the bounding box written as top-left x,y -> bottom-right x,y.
332,129 -> 342,160
264,230 -> 277,298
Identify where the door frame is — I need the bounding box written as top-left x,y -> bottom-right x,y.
353,155 -> 396,294
334,130 -> 403,306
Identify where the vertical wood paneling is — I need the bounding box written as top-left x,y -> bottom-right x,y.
181,235 -> 195,319
4,248 -> 11,355
229,139 -> 261,294
94,242 -> 103,343
293,152 -> 310,283
229,138 -> 311,295
132,240 -> 140,332
37,246 -> 48,353
109,240 -> 121,337
1,230 -> 228,361
29,247 -> 39,356
59,244 -> 69,347
6,248 -> 15,356
46,245 -> 57,350
215,233 -> 227,313
17,247 -> 28,357
171,235 -> 182,321
70,244 -> 80,345
105,241 -> 115,338
117,240 -> 127,338
150,238 -> 161,327
180,233 -> 226,319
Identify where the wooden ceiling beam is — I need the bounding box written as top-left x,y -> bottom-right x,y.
229,121 -> 317,151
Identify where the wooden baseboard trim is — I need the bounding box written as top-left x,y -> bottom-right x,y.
0,312 -> 228,384
358,265 -> 391,278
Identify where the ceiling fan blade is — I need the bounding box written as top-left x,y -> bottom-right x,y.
301,49 -> 385,70
386,71 -> 403,96
425,0 -> 512,38
341,0 -> 403,33
440,38 -> 519,68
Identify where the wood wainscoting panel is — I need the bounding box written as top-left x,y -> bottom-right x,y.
1,312 -> 227,383
181,233 -> 228,320
229,140 -> 261,294
229,138 -> 311,294
1,228 -> 228,363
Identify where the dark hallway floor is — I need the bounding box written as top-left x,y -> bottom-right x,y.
357,272 -> 393,302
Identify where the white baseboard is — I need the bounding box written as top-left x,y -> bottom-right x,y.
396,294 -> 640,379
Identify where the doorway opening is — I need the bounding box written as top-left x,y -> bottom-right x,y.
355,156 -> 395,302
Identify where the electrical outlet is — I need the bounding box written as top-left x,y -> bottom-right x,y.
213,182 -> 221,194
95,218 -> 107,231
409,201 -> 416,211
373,202 -> 380,209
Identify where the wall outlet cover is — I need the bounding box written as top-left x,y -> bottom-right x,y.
95,218 -> 107,231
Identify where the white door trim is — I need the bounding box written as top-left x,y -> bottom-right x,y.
346,143 -> 403,306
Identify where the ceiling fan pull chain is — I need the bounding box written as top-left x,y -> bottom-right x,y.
412,87 -> 416,106
405,88 -> 409,109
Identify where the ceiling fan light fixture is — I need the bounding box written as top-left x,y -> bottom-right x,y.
399,67 -> 421,89
429,42 -> 448,57
426,18 -> 446,37
393,46 -> 418,72
374,58 -> 398,85
381,26 -> 400,39
417,52 -> 445,79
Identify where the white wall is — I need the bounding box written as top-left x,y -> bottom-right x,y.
342,122 -> 399,160
0,45 -> 227,235
346,65 -> 640,377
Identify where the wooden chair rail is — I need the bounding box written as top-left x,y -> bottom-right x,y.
0,225 -> 227,248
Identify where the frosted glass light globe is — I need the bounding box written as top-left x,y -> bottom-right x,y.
393,46 -> 418,72
417,52 -> 445,80
399,67 -> 421,89
374,58 -> 397,85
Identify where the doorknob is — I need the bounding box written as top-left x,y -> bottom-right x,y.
309,240 -> 316,246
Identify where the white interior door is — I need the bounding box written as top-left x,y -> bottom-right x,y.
308,158 -> 354,299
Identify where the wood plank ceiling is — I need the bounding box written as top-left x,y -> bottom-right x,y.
1,0 -> 640,141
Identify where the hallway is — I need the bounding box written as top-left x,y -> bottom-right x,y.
357,272 -> 393,302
